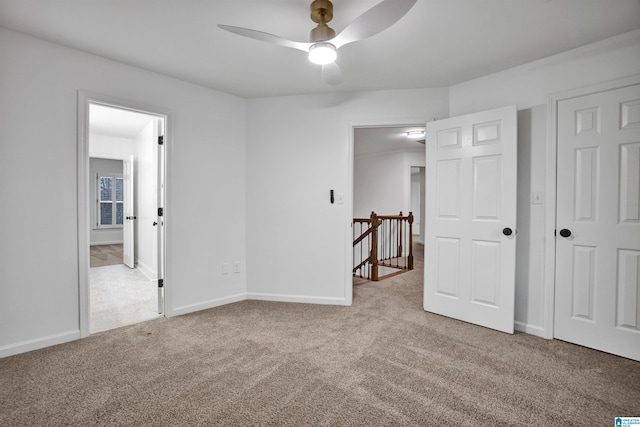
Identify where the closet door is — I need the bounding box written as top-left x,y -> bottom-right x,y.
555,83 -> 640,361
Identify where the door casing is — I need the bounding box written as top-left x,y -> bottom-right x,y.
77,91 -> 170,337
347,118 -> 428,306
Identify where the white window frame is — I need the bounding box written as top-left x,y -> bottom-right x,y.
96,173 -> 124,229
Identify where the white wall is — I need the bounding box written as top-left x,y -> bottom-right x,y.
410,167 -> 424,241
0,28 -> 247,357
246,89 -> 449,304
89,157 -> 124,245
133,119 -> 158,279
449,30 -> 640,116
449,29 -> 640,336
354,151 -> 405,218
354,149 -> 425,219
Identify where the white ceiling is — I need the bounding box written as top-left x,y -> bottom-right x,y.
355,126 -> 425,156
90,104 -> 155,139
0,0 -> 639,99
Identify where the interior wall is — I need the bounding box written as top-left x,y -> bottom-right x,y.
410,167 -> 423,239
448,29 -> 640,336
89,157 -> 124,245
353,151 -> 405,218
133,119 -> 158,279
449,30 -> 640,116
403,151 -> 426,220
246,88 -> 449,304
0,27 -> 247,357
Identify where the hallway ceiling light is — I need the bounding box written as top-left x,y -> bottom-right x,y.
406,130 -> 425,139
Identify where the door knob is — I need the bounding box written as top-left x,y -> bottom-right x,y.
502,227 -> 513,236
559,228 -> 572,238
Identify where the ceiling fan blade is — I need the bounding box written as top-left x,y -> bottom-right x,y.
218,24 -> 312,52
331,0 -> 417,49
321,62 -> 343,86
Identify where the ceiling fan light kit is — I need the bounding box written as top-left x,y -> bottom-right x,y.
308,42 -> 337,65
218,0 -> 417,84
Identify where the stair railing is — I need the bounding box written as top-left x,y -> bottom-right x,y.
353,211 -> 413,281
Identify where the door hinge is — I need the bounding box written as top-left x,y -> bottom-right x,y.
158,207 -> 163,217
554,229 -> 557,236
158,279 -> 164,288
158,135 -> 164,145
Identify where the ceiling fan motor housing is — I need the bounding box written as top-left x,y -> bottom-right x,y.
310,0 -> 336,42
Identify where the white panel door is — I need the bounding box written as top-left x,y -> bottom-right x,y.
424,105 -> 518,334
123,154 -> 135,268
555,83 -> 640,361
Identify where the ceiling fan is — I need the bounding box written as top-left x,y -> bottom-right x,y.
218,0 -> 417,85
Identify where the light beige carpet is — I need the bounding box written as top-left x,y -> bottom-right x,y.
1,244 -> 639,425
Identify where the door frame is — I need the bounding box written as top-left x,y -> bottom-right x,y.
543,74 -> 640,339
346,118 -> 427,305
77,91 -> 170,338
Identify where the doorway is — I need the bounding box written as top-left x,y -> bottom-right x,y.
350,123 -> 426,291
78,93 -> 167,336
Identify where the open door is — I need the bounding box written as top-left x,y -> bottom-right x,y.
123,154 -> 135,268
424,105 -> 517,334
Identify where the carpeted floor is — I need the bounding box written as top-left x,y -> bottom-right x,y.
1,244 -> 639,426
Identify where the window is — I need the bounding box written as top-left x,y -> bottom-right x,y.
97,175 -> 123,228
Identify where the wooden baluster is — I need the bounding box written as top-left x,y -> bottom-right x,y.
407,212 -> 414,270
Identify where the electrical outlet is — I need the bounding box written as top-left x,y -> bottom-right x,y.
233,262 -> 240,273
222,263 -> 230,275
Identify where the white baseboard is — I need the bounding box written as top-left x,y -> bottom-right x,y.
167,292 -> 349,318
135,258 -> 157,281
247,292 -> 349,306
0,330 -> 80,359
3,293 -> 347,358
168,293 -> 248,317
90,241 -> 123,246
514,321 -> 547,339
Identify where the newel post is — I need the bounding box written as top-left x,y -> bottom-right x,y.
370,211 -> 379,281
398,211 -> 403,259
407,212 -> 414,270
